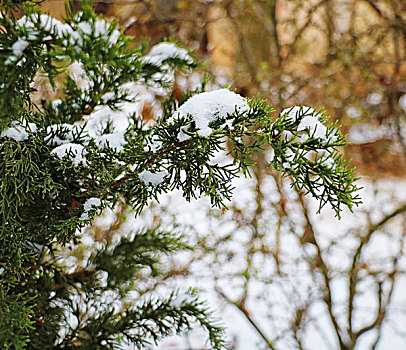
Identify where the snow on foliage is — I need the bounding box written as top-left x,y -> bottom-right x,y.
7,13 -> 119,63
46,123 -> 126,154
83,106 -> 131,138
68,61 -> 92,90
0,4 -> 364,349
281,106 -> 316,122
282,105 -> 329,142
17,13 -> 73,40
322,157 -> 335,168
119,82 -> 163,118
5,38 -> 29,64
81,82 -> 161,138
139,170 -> 169,187
0,120 -> 37,141
144,135 -> 163,153
45,124 -> 84,146
75,17 -> 120,46
172,89 -> 249,140
143,42 -> 193,65
51,143 -> 87,166
83,197 -> 101,211
298,115 -> 328,142
95,132 -> 127,152
79,197 -> 102,221
142,42 -> 194,96
282,148 -> 296,169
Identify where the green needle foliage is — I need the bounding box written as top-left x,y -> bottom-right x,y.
0,1 -> 361,349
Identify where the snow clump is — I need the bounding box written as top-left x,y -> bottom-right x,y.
141,42 -> 195,95
282,148 -> 295,169
282,105 -> 328,142
80,197 -> 102,221
51,143 -> 87,166
172,89 -> 249,140
298,115 -> 327,142
17,14 -> 73,40
1,120 -> 37,142
95,132 -> 127,152
14,13 -> 119,54
143,42 -> 193,65
139,170 -> 168,187
75,18 -> 120,46
68,61 -> 92,90
5,39 -> 29,64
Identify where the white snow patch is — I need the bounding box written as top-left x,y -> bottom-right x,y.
83,106 -> 130,138
95,132 -> 126,152
68,61 -> 91,90
347,107 -> 362,119
171,291 -> 197,308
17,14 -> 73,39
81,82 -> 162,138
16,14 -> 118,54
6,38 -> 29,64
80,197 -> 102,221
285,148 -> 295,160
298,134 -> 309,143
298,115 -> 328,141
77,22 -> 92,36
51,143 -> 87,166
399,94 -> 406,110
1,120 -> 37,142
177,125 -> 191,142
172,89 -> 249,139
79,212 -> 90,221
95,19 -> 120,44
143,42 -> 193,65
76,18 -> 120,46
139,170 -> 168,187
101,92 -> 116,104
141,43 -> 194,95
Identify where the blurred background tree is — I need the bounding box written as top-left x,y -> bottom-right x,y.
29,0 -> 406,348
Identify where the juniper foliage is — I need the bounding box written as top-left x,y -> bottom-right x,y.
0,1 -> 360,349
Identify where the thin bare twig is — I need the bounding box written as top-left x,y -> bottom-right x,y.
348,202 -> 406,337
216,286 -> 277,350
